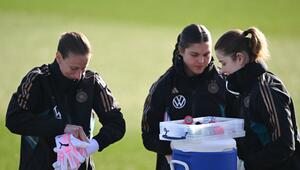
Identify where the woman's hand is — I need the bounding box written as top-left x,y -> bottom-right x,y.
64,124 -> 89,142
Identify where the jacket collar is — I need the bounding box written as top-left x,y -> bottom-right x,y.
49,60 -> 79,93
226,62 -> 266,94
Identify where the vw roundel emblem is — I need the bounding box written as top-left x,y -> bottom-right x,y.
172,95 -> 186,109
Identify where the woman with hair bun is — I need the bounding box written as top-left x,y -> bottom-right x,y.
215,27 -> 300,170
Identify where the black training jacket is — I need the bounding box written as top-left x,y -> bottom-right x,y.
225,62 -> 300,170
6,60 -> 126,170
141,57 -> 230,170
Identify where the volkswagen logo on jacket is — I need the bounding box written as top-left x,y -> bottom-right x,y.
172,95 -> 186,109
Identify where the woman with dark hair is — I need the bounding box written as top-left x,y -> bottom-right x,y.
215,27 -> 300,170
141,24 -> 229,170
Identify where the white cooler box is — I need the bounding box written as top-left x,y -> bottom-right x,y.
159,116 -> 245,170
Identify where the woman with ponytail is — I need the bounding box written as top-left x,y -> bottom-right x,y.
142,24 -> 231,170
215,27 -> 300,170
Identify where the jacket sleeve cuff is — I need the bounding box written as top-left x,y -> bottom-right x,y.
86,139 -> 100,155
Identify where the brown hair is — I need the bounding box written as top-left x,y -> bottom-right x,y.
215,27 -> 269,63
57,32 -> 91,59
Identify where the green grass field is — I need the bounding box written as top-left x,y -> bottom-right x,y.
0,0 -> 299,169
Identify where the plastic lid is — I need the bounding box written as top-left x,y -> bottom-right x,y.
159,116 -> 245,141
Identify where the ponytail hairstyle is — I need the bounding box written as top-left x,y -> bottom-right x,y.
172,24 -> 212,64
215,27 -> 269,63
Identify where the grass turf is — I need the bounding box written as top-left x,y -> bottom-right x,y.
0,0 -> 299,169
